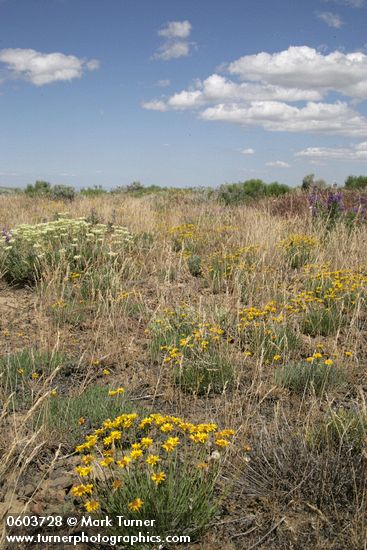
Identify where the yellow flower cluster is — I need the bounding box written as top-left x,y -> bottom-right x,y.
207,245 -> 259,278
72,409 -> 235,515
238,266 -> 367,331
169,223 -> 198,241
160,321 -> 225,365
278,234 -> 318,251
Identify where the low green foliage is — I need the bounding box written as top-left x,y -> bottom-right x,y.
308,407 -> 367,453
45,386 -> 133,446
175,351 -> 234,395
0,349 -> 67,408
345,175 -> 367,190
302,305 -> 344,336
274,359 -> 346,396
80,185 -> 108,197
218,179 -> 291,205
246,323 -> 301,363
187,253 -> 202,277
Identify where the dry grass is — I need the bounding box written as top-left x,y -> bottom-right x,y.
0,192 -> 366,549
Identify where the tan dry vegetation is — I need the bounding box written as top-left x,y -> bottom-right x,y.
0,192 -> 366,549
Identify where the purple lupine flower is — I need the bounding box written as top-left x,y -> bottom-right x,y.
2,228 -> 11,243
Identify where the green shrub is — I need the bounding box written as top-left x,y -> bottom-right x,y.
345,175 -> 367,190
50,184 -> 76,201
265,182 -> 291,196
218,180 -> 291,205
80,185 -> 107,197
24,180 -> 51,196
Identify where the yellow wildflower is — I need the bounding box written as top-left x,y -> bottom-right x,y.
162,437 -> 180,453
128,498 -> 144,512
75,466 -> 92,477
130,449 -> 143,460
215,439 -> 229,448
146,454 -> 160,466
151,471 -> 166,486
84,500 -> 100,513
116,456 -> 131,469
141,437 -> 153,448
71,484 -> 93,497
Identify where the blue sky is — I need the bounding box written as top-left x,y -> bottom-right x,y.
0,0 -> 367,189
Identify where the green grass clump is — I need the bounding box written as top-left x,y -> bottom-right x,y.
302,305 -> 344,336
274,358 -> 346,396
44,385 -> 133,447
0,349 -> 68,410
176,352 -> 234,395
245,323 -> 301,363
308,407 -> 367,453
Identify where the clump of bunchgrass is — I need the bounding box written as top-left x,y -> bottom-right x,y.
301,304 -> 344,337
175,350 -> 234,395
237,412 -> 367,548
150,309 -> 234,394
308,406 -> 367,454
274,355 -> 346,396
187,253 -> 202,277
44,385 -> 133,447
72,411 -> 234,542
0,349 -> 67,408
278,233 -> 318,269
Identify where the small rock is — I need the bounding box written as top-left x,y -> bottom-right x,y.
22,483 -> 36,497
48,475 -> 74,489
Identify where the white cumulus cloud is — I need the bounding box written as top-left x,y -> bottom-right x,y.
141,100 -> 168,111
158,20 -> 192,39
241,148 -> 255,155
154,41 -> 191,61
266,160 -> 291,168
0,48 -> 99,86
228,46 -> 367,99
295,141 -> 367,160
154,20 -> 194,61
200,101 -> 367,136
316,11 -> 344,28
143,45 -> 367,136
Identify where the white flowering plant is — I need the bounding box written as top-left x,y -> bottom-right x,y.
0,215 -> 133,285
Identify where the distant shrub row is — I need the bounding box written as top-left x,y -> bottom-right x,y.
218,179 -> 291,205
16,174 -> 367,203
